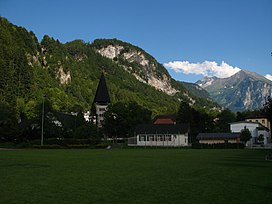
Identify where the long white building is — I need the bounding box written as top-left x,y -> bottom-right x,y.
128,124 -> 190,147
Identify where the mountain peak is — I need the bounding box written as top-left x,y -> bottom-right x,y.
198,69 -> 272,111
196,76 -> 218,88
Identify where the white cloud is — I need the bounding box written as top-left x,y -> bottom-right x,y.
164,60 -> 241,78
265,74 -> 272,81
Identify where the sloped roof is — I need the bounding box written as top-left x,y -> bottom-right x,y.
230,121 -> 260,125
135,124 -> 189,135
153,114 -> 177,124
196,133 -> 240,140
94,73 -> 110,104
244,115 -> 269,120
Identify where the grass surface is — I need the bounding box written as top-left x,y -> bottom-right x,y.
0,148 -> 272,203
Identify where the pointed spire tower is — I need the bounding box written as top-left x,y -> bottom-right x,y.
93,73 -> 110,127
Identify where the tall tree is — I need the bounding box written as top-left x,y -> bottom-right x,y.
177,101 -> 215,142
240,128 -> 251,144
262,96 -> 272,121
103,101 -> 151,139
215,109 -> 236,132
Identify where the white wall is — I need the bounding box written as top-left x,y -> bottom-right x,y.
136,134 -> 188,147
231,122 -> 271,145
230,123 -> 259,137
95,104 -> 108,127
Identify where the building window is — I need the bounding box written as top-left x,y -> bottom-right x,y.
139,136 -> 146,141
165,135 -> 171,141
262,120 -> 265,124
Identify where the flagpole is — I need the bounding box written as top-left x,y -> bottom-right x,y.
41,95 -> 45,146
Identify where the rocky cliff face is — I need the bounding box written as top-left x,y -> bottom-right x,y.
97,44 -> 179,96
196,70 -> 272,111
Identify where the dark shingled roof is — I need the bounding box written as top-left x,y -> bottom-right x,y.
94,73 -> 110,104
196,133 -> 240,140
135,124 -> 189,135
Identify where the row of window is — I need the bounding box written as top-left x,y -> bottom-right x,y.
139,135 -> 175,142
248,119 -> 266,124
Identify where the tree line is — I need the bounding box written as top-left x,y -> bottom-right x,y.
0,97 -> 271,145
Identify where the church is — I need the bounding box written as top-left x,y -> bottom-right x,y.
93,73 -> 111,127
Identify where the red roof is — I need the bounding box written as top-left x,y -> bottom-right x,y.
154,119 -> 176,124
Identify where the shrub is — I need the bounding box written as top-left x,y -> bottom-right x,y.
95,143 -> 109,149
66,144 -> 91,149
32,144 -> 63,149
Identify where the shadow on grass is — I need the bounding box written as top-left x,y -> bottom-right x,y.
0,163 -> 51,168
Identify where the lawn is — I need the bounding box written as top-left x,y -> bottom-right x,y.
0,148 -> 271,204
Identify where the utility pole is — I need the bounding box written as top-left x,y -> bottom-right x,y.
41,95 -> 45,146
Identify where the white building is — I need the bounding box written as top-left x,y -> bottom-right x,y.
230,121 -> 270,145
128,124 -> 190,147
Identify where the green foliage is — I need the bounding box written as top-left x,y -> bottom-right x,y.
215,109 -> 236,132
0,102 -> 19,142
261,96 -> 272,121
235,109 -> 262,121
177,101 -> 215,142
0,17 -> 223,143
103,101 -> 152,138
240,128 -> 251,143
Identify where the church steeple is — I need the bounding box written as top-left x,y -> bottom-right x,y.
93,73 -> 110,127
94,73 -> 110,104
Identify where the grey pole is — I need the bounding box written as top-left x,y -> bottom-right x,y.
41,95 -> 45,146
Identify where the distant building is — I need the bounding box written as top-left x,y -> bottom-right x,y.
93,73 -> 110,127
230,121 -> 270,145
244,115 -> 271,133
128,124 -> 190,147
153,114 -> 177,124
196,133 -> 240,144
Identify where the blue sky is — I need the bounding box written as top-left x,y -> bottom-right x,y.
1,0 -> 271,82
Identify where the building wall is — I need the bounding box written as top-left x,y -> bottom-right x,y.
199,139 -> 238,144
231,122 -> 271,145
136,134 -> 188,147
230,123 -> 259,137
95,103 -> 108,127
245,118 -> 271,132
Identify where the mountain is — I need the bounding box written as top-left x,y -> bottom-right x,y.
196,70 -> 272,111
0,17 -> 219,120
92,39 -> 215,106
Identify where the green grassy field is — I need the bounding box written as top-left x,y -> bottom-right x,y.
0,149 -> 272,204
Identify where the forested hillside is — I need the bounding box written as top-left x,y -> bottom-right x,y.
0,17 -> 219,121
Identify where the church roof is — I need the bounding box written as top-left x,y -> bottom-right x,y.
94,73 -> 110,104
